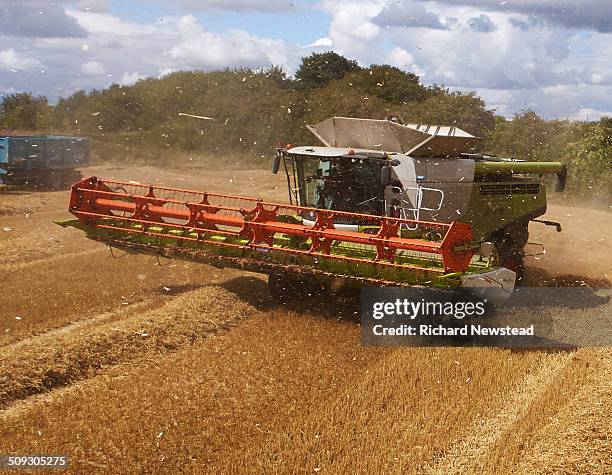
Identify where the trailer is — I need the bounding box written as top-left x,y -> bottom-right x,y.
0,135 -> 89,188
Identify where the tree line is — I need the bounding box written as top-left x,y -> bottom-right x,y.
0,52 -> 610,199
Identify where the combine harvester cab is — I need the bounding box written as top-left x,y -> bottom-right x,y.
59,117 -> 566,305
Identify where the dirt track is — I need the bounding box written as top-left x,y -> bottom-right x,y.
0,164 -> 610,473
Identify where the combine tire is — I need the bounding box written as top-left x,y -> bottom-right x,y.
492,221 -> 529,281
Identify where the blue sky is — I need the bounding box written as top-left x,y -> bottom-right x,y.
108,1 -> 331,44
1,0 -> 611,120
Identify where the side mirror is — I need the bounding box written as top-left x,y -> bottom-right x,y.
553,165 -> 567,192
381,165 -> 392,186
272,152 -> 282,175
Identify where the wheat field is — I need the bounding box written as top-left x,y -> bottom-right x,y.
0,164 -> 610,473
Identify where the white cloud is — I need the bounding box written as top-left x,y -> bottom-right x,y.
590,72 -> 610,85
67,9 -> 161,36
0,48 -> 43,72
167,15 -> 288,70
0,2 -> 87,38
318,0 -> 386,66
317,0 -> 612,118
387,13 -> 575,90
176,0 -> 295,12
385,46 -> 415,69
303,37 -> 334,48
0,86 -> 18,96
81,60 -> 106,76
425,0 -> 612,32
75,0 -> 109,12
455,84 -> 612,120
0,8 -> 295,98
0,0 -> 610,121
568,107 -> 611,122
119,71 -> 147,86
373,1 -> 448,29
158,67 -> 178,78
0,8 -> 181,97
466,14 -> 496,32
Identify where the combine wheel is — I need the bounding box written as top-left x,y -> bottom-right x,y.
492,221 -> 529,281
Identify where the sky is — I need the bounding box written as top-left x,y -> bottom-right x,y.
0,0 -> 611,120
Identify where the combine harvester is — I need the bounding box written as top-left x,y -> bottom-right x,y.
58,118 -> 567,304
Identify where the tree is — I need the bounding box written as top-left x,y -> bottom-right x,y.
262,65 -> 290,87
563,117 -> 611,198
340,65 -> 429,104
52,90 -> 89,130
485,110 -> 549,159
297,79 -> 389,144
96,86 -> 153,132
0,92 -> 50,130
295,52 -> 360,89
405,90 -> 496,139
484,110 -> 578,162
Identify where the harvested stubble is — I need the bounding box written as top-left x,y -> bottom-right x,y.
512,350 -> 612,474
3,303 -> 594,475
0,250 -> 232,345
224,348 -> 593,474
0,286 -> 254,408
0,310 -> 368,473
1,165 -> 611,474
